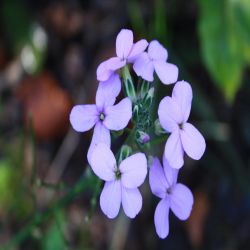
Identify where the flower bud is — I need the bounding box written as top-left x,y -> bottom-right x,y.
143,87 -> 154,108
154,119 -> 167,136
118,145 -> 132,163
133,104 -> 139,122
122,66 -> 137,102
140,80 -> 150,98
136,130 -> 151,144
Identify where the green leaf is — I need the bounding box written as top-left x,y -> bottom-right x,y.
197,0 -> 250,102
42,212 -> 67,250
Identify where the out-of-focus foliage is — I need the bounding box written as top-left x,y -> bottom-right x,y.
41,212 -> 67,250
2,0 -> 47,74
197,0 -> 250,102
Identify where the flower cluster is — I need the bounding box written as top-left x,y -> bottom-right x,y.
70,29 -> 206,239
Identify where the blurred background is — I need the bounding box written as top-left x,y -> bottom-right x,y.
0,0 -> 250,249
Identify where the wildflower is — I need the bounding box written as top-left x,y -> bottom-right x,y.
149,157 -> 193,239
70,74 -> 132,161
158,80 -> 206,169
97,29 -> 148,81
89,143 -> 147,219
133,40 -> 178,84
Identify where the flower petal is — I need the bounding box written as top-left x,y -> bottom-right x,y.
162,157 -> 179,187
133,52 -> 154,82
97,57 -> 125,82
149,158 -> 168,199
89,142 -> 115,181
154,61 -> 178,85
164,131 -> 184,169
170,183 -> 194,220
148,40 -> 168,61
103,97 -> 132,131
180,123 -> 206,160
96,73 -> 121,110
121,187 -> 142,218
127,39 -> 148,63
70,105 -> 98,132
158,96 -> 182,133
87,122 -> 111,168
154,198 -> 170,239
120,153 -> 147,188
172,81 -> 193,123
116,29 -> 133,59
100,180 -> 121,219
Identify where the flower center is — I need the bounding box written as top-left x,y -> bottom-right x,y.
178,123 -> 183,130
115,169 -> 121,180
99,113 -> 105,121
166,187 -> 172,195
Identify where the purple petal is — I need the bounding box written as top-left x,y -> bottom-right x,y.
154,61 -> 178,85
164,130 -> 184,169
154,198 -> 170,239
120,153 -> 147,188
148,40 -> 168,61
116,29 -> 133,59
100,180 -> 121,219
170,183 -> 194,220
96,73 -> 121,110
87,122 -> 111,164
121,187 -> 142,218
172,81 -> 193,123
180,123 -> 206,160
158,96 -> 182,133
89,143 -> 116,181
103,97 -> 132,131
162,157 -> 179,187
127,39 -> 148,63
133,52 -> 154,81
149,158 -> 168,199
70,105 -> 98,132
97,57 -> 126,82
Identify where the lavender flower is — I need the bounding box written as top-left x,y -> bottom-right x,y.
70,74 -> 132,161
133,40 -> 178,84
149,157 -> 193,239
158,80 -> 206,169
89,143 -> 147,219
97,29 -> 148,82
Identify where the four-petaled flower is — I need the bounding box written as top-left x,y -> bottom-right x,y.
133,40 -> 179,85
149,157 -> 193,239
70,74 -> 132,161
97,29 -> 148,82
158,80 -> 206,169
90,143 -> 148,219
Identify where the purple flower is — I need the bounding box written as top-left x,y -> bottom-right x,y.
97,29 -> 148,82
133,40 -> 178,85
70,74 -> 132,161
149,157 -> 193,239
158,81 -> 206,169
89,143 -> 148,219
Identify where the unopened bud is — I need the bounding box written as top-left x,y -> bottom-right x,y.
140,80 -> 150,98
136,130 -> 151,144
154,119 -> 166,136
143,87 -> 154,108
118,145 -> 132,163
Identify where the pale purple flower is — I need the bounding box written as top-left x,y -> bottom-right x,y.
89,143 -> 147,219
158,80 -> 206,169
149,157 -> 193,239
133,40 -> 178,85
70,74 -> 132,161
96,29 -> 148,82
